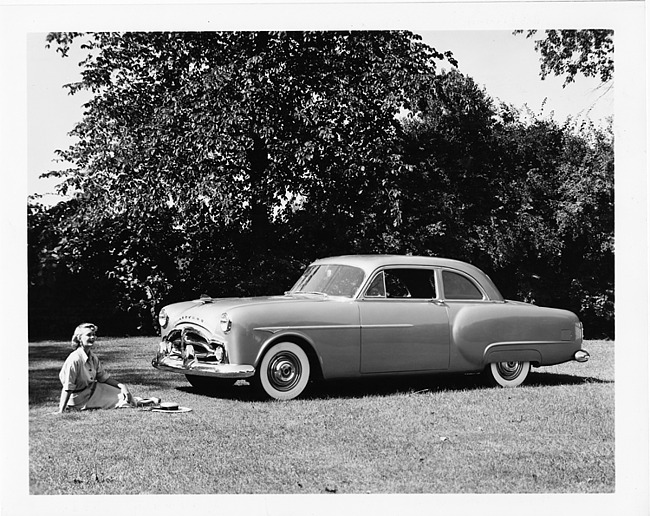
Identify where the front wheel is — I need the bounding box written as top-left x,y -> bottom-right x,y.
256,342 -> 311,400
486,361 -> 530,387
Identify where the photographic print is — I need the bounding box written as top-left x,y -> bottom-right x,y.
3,1 -> 647,515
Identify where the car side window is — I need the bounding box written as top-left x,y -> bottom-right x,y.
442,270 -> 483,300
364,268 -> 436,299
365,272 -> 386,297
385,271 -> 411,298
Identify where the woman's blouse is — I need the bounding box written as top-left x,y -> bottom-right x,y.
59,347 -> 110,392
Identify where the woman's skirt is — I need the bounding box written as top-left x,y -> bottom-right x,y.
68,382 -> 130,410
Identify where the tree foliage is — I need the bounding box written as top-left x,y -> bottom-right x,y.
29,31 -> 614,339
398,71 -> 613,334
515,29 -> 614,86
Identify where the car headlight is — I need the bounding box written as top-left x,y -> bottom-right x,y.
220,313 -> 232,333
158,308 -> 169,329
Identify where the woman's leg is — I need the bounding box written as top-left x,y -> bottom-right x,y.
84,382 -> 130,409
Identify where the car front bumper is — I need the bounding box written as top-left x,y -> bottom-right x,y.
152,353 -> 255,379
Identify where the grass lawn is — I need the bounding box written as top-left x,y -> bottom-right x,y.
28,337 -> 614,495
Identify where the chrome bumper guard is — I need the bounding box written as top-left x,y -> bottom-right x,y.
573,350 -> 590,363
152,353 -> 255,379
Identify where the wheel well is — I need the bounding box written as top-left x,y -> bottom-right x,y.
264,335 -> 324,381
483,347 -> 542,368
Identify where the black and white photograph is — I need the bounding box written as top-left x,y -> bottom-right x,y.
1,1 -> 647,515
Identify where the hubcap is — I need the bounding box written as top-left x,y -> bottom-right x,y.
496,361 -> 523,380
268,352 -> 302,392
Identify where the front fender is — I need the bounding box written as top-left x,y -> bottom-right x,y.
252,330 -> 319,367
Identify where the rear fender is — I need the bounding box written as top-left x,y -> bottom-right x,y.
450,302 -> 579,368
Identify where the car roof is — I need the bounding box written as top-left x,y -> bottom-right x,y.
311,254 -> 504,300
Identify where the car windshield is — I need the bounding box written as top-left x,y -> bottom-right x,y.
289,264 -> 365,298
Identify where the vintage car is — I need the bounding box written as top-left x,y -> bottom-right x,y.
152,255 -> 589,400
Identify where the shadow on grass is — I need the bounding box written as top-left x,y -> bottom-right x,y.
174,369 -> 613,403
29,365 -> 184,405
526,371 -> 612,387
29,341 -> 177,406
30,340 -> 612,405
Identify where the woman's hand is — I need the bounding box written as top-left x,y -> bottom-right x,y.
118,384 -> 133,404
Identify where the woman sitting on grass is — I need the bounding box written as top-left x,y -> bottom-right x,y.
58,323 -> 136,412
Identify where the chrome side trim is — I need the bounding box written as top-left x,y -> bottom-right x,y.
254,324 -> 361,333
484,341 -> 559,353
254,324 -> 413,334
361,324 -> 414,329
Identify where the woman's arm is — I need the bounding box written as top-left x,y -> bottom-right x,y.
58,389 -> 72,413
103,377 -> 132,402
58,354 -> 78,412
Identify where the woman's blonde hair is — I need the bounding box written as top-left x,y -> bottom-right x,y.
71,323 -> 98,349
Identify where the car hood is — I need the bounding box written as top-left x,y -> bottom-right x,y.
162,294 -> 332,335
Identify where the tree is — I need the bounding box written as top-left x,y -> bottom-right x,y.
398,69 -> 501,262
399,70 -> 614,336
515,29 -> 614,86
32,31 -> 614,338
41,31 -> 455,326
28,198 -> 143,337
555,120 -> 614,336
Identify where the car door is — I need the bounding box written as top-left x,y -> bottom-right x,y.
359,267 -> 450,373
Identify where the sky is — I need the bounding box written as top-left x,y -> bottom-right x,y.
26,29 -> 614,204
421,30 -> 613,121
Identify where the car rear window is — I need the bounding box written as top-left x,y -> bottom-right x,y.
442,270 -> 483,300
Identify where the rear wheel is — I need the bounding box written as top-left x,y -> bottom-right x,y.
486,361 -> 530,387
185,375 -> 235,391
256,342 -> 311,400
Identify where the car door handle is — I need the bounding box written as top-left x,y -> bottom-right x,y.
430,299 -> 446,306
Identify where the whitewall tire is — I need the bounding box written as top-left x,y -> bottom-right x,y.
487,361 -> 531,387
257,342 -> 311,400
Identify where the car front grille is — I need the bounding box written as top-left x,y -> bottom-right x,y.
166,327 -> 225,362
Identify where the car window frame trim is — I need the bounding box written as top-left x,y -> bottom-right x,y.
359,265 -> 440,301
